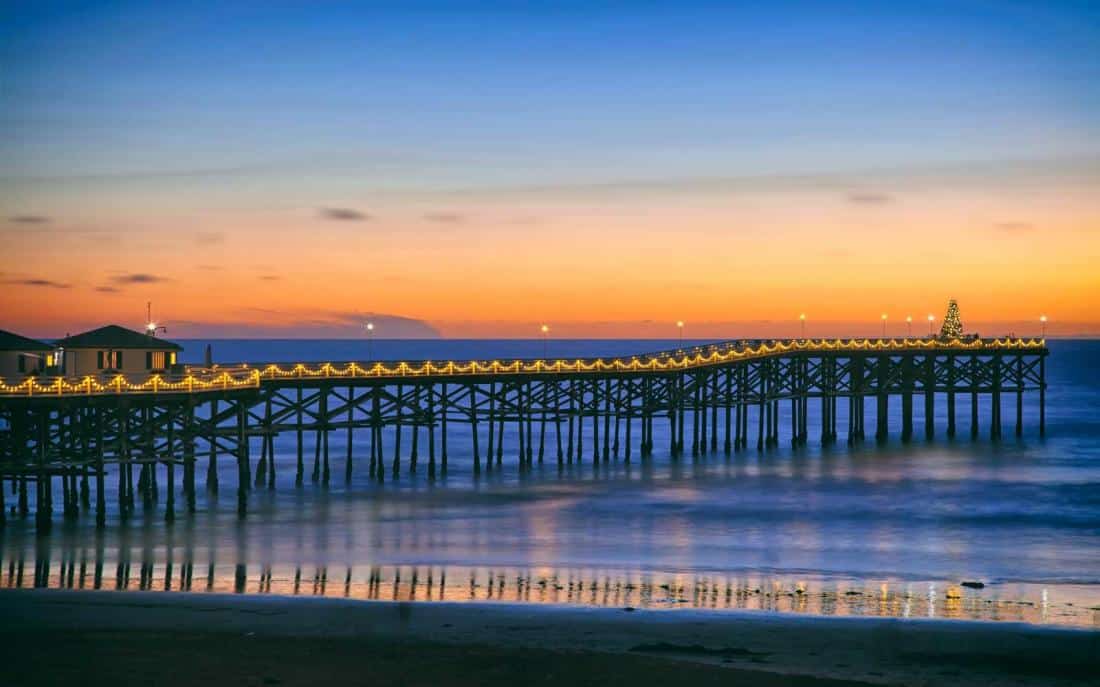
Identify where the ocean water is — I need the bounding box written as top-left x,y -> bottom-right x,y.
3,339 -> 1098,627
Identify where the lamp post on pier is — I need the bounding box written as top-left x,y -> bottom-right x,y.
881,314 -> 888,338
906,315 -> 913,338
799,313 -> 806,340
676,320 -> 684,348
927,314 -> 935,337
1040,315 -> 1047,339
540,324 -> 550,358
365,321 -> 374,359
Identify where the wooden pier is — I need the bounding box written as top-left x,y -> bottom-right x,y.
0,337 -> 1048,528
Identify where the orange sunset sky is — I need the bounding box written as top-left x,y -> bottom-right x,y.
2,3 -> 1098,339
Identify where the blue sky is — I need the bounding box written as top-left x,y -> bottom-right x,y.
1,1 -> 1098,337
3,1 -> 1097,190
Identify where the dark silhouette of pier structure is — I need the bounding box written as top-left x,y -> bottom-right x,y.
0,337 -> 1048,528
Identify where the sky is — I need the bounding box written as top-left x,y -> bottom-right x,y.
1,0 -> 1098,338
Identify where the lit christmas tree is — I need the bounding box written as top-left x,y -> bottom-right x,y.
939,299 -> 964,339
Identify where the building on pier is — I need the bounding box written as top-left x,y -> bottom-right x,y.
0,329 -> 53,378
54,325 -> 182,377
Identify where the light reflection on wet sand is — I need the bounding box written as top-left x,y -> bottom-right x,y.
3,546 -> 1096,628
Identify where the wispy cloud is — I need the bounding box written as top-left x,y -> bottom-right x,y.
94,286 -> 121,293
7,215 -> 49,224
404,155 -> 1100,198
423,212 -> 465,223
0,150 -> 426,184
166,309 -> 442,338
846,192 -> 893,205
110,273 -> 168,285
320,207 -> 369,221
4,278 -> 70,289
259,275 -> 281,281
194,231 -> 224,245
993,221 -> 1036,235
507,216 -> 542,226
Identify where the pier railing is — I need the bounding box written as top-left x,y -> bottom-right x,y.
0,336 -> 1045,398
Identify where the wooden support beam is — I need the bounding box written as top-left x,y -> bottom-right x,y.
441,382 -> 449,472
901,355 -> 914,443
487,382 -> 496,467
410,384 -> 420,473
392,384 -> 402,478
470,383 -> 480,475
346,385 -> 355,483
236,402 -> 248,517
295,388 -> 304,486
876,356 -> 889,443
924,354 -> 936,440
602,378 -> 611,462
1015,355 -> 1024,438
428,384 -> 437,478
971,357 -> 980,440
554,380 -> 564,464
207,399 -> 220,492
95,408 -> 106,527
526,381 -> 535,466
991,353 -> 1003,440
1039,353 -> 1046,437
946,355 -> 957,438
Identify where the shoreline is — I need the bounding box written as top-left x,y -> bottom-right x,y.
2,540 -> 1095,628
2,589 -> 1096,686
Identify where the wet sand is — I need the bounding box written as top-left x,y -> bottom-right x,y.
1,590 -> 1096,686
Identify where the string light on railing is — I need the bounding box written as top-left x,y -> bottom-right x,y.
0,338 -> 1045,397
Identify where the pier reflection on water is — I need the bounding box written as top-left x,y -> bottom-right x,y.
2,537 -> 1096,628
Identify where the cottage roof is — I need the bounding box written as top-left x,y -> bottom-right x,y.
0,329 -> 53,352
56,325 -> 182,351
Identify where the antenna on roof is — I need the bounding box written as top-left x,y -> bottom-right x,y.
146,301 -> 166,337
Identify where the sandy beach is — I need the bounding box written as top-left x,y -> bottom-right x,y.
1,589 -> 1095,686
